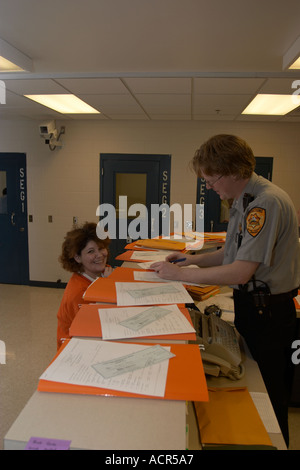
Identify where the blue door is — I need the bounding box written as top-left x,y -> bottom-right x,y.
100,153 -> 171,265
0,153 -> 29,284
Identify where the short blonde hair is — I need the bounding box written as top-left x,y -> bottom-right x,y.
192,134 -> 256,179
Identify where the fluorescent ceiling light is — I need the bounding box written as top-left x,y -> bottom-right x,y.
0,56 -> 24,72
25,94 -> 100,114
289,57 -> 300,70
283,36 -> 300,70
0,37 -> 33,72
242,94 -> 300,115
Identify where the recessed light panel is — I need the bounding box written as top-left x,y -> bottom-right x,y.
242,94 -> 300,115
25,94 -> 100,114
0,56 -> 24,72
289,57 -> 300,69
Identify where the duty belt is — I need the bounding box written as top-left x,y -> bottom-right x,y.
234,288 -> 298,303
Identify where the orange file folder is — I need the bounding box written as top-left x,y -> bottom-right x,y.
83,269 -> 199,305
69,303 -> 196,342
124,241 -> 157,251
115,250 -> 152,262
108,266 -> 151,280
83,277 -> 118,303
38,340 -> 209,402
186,285 -> 220,301
110,267 -> 220,301
134,238 -> 187,251
84,277 -> 193,305
124,235 -> 188,252
194,387 -> 273,447
294,290 -> 300,309
84,266 -> 188,304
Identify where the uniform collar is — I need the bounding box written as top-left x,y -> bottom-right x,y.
232,173 -> 258,214
81,272 -> 98,282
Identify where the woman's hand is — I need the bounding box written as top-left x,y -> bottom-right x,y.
102,265 -> 114,277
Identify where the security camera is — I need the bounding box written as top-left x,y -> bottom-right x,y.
39,120 -> 65,150
39,120 -> 57,138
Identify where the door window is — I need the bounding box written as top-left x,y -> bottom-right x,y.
115,173 -> 147,219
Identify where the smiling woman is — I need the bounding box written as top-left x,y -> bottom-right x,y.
56,222 -> 113,349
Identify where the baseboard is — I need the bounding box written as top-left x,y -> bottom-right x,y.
29,280 -> 67,289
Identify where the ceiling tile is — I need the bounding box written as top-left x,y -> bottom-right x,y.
107,114 -> 149,120
193,78 -> 265,94
55,78 -> 129,94
136,94 -> 191,114
193,114 -> 238,121
258,78 -> 299,94
78,93 -> 146,115
237,114 -> 281,121
150,114 -> 191,120
63,113 -> 108,120
193,94 -> 253,114
4,79 -> 67,95
124,78 -> 191,94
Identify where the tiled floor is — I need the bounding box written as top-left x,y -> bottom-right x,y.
0,283 -> 299,450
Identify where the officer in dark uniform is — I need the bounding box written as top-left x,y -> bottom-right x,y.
151,134 -> 300,446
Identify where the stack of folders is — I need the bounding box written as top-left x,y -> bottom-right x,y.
38,264 -> 210,404
117,235 -> 221,304
185,284 -> 220,301
124,232 -> 226,253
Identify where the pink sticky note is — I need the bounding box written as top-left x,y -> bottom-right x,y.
25,436 -> 71,450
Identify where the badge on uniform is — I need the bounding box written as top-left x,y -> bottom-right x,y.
246,207 -> 266,237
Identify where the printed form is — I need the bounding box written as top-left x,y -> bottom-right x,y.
98,304 -> 195,340
115,281 -> 193,306
133,269 -> 200,286
40,338 -> 173,397
130,250 -> 174,262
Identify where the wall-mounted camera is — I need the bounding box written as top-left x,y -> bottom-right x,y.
39,120 -> 65,151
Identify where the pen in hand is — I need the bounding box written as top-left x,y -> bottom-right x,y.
171,257 -> 186,264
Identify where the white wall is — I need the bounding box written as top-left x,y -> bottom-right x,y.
0,118 -> 299,283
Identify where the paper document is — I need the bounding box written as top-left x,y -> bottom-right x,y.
130,250 -> 174,262
119,305 -> 170,330
137,261 -> 156,269
133,270 -> 200,286
99,304 -> 195,339
250,392 -> 281,433
115,281 -> 193,306
92,344 -> 175,379
40,338 -> 171,397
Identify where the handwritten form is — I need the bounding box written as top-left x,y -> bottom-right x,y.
115,281 -> 193,306
39,338 -> 172,397
99,304 -> 195,340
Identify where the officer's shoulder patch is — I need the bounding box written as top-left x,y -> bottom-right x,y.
246,207 -> 266,237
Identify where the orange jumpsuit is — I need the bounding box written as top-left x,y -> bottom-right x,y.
56,273 -> 91,350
